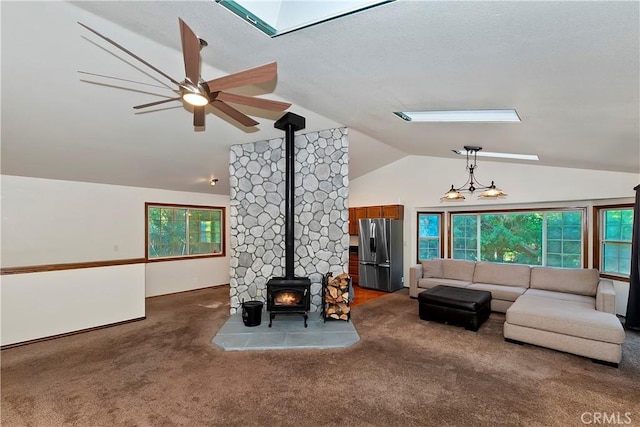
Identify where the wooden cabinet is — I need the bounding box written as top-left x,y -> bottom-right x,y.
382,204 -> 404,220
348,252 -> 359,285
355,207 -> 367,222
348,207 -> 368,236
366,206 -> 382,218
348,204 -> 404,235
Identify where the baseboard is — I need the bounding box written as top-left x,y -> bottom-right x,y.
1,316 -> 146,350
145,283 -> 230,299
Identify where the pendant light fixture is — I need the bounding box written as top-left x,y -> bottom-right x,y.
441,146 -> 507,201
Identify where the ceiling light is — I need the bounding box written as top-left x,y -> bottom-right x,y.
210,178 -> 219,186
453,149 -> 539,161
441,146 -> 507,202
183,92 -> 209,107
180,81 -> 210,106
394,109 -> 521,123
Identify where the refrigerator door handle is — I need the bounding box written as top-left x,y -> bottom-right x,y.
359,261 -> 376,266
378,263 -> 390,268
369,222 -> 376,253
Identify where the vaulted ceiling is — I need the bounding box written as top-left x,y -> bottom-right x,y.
2,1 -> 638,194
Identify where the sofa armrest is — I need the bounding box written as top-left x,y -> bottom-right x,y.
409,264 -> 423,298
596,278 -> 616,314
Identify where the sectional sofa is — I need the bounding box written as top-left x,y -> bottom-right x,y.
409,259 -> 626,366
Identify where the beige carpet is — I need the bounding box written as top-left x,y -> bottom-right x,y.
2,285 -> 640,426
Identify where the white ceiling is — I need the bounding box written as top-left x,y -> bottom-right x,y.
2,1 -> 638,195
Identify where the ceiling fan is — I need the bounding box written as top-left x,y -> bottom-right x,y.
78,19 -> 291,128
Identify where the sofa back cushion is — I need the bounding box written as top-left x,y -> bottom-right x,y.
472,262 -> 531,288
530,267 -> 599,296
442,259 -> 476,281
421,259 -> 443,278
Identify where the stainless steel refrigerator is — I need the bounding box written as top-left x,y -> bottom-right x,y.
358,218 -> 404,292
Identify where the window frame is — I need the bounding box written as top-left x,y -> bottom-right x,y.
593,203 -> 633,282
145,202 -> 226,262
416,211 -> 444,262
446,207 -> 588,268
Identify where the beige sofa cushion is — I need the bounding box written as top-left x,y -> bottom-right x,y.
417,278 -> 470,290
472,262 -> 531,288
468,283 -> 527,302
421,259 -> 443,278
506,295 -> 625,344
530,267 -> 599,296
442,259 -> 476,281
524,288 -> 595,306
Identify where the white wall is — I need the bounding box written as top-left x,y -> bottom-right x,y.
1,175 -> 231,345
349,155 -> 639,315
1,264 -> 145,346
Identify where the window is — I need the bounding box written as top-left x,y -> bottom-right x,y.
595,205 -> 633,279
449,208 -> 585,267
451,214 -> 478,261
417,212 -> 443,261
146,203 -> 225,260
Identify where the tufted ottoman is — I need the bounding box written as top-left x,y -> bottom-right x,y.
418,285 -> 492,331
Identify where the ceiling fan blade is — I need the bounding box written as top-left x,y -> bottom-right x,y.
215,92 -> 291,112
205,62 -> 277,92
133,97 -> 182,109
179,18 -> 200,84
194,106 -> 205,127
211,100 -> 259,127
77,71 -> 172,89
78,22 -> 181,87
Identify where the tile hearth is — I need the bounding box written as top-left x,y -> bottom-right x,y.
212,312 -> 359,351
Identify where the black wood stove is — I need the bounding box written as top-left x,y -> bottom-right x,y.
266,112 -> 311,327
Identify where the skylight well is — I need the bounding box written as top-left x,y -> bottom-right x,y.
216,0 -> 394,37
393,110 -> 521,123
453,149 -> 539,161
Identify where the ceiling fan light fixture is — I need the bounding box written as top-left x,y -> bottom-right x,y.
180,80 -> 210,106
182,92 -> 209,106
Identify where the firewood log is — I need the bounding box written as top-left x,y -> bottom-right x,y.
329,287 -> 338,298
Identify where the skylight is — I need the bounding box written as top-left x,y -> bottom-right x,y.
393,110 -> 521,123
453,149 -> 539,161
216,0 -> 394,37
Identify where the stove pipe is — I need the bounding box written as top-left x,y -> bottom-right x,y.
274,112 -> 306,280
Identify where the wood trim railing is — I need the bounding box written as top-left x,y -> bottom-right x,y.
0,258 -> 147,275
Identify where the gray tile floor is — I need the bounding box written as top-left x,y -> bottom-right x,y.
212,311 -> 360,351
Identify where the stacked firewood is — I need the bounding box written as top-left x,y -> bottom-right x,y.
325,273 -> 350,320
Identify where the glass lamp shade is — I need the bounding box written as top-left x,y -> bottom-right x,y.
182,92 -> 209,106
441,186 -> 465,201
478,182 -> 507,198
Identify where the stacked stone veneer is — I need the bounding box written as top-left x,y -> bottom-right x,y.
228,128 -> 349,314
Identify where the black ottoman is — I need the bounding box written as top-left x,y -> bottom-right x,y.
418,285 -> 492,332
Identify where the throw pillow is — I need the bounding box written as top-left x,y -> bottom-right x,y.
421,259 -> 443,278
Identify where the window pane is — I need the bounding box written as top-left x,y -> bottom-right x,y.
547,240 -> 561,253
545,211 -> 582,268
418,213 -> 441,261
479,212 -> 542,265
600,208 -> 633,275
547,254 -> 562,267
148,205 -> 224,259
602,242 -> 631,275
452,214 -> 477,261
